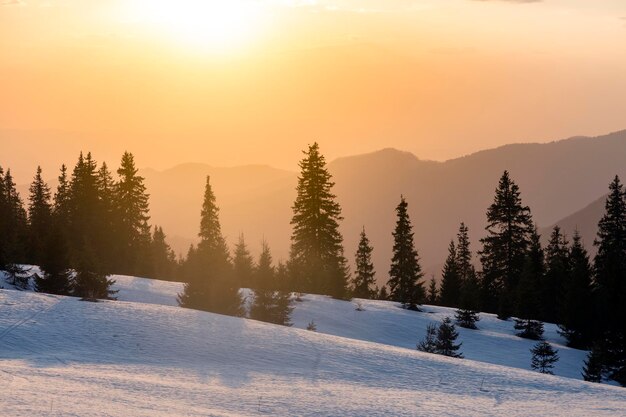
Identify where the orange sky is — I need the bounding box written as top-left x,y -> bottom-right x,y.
1,0 -> 626,173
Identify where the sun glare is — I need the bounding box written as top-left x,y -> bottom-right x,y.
126,0 -> 267,53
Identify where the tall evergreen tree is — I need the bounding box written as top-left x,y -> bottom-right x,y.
35,223 -> 73,296
592,176 -> 626,385
289,143 -> 349,299
455,223 -> 481,328
250,241 -> 293,326
351,227 -> 377,299
439,241 -> 461,307
514,227 -> 545,340
115,152 -> 151,275
27,166 -> 52,265
479,171 -> 534,319
96,162 -> 119,272
582,343 -> 605,382
559,231 -> 594,348
427,277 -> 439,305
1,168 -> 28,272
149,226 -> 178,281
387,196 -> 425,310
178,176 -> 243,316
542,226 -> 569,323
233,233 -> 254,288
53,164 -> 71,227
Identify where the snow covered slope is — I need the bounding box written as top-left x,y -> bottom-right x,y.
0,271 -> 605,382
1,288 -> 625,417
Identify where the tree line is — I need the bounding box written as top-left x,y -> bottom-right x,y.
1,143 -> 625,385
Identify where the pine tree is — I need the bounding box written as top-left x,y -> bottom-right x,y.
351,227 -> 376,299
542,226 -> 569,323
427,277 -> 439,305
233,233 -> 254,288
378,285 -> 389,301
559,231 -> 594,348
27,166 -> 52,265
455,223 -> 481,328
149,226 -> 178,281
250,241 -> 293,326
53,164 -> 71,227
582,343 -> 605,383
592,176 -> 626,385
289,143 -> 349,299
388,196 -> 425,310
1,168 -> 29,287
35,223 -> 73,296
435,317 -> 463,358
514,227 -> 544,340
96,162 -> 119,272
417,323 -> 438,353
479,171 -> 534,319
115,152 -> 151,275
178,176 -> 243,316
439,241 -> 461,307
530,341 -> 559,374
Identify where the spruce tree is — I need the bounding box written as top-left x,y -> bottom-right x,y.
388,196 -> 425,310
417,323 -> 438,353
455,223 -> 481,328
149,226 -> 178,281
558,231 -> 594,348
351,227 -> 376,299
427,277 -> 439,305
178,176 -> 243,316
592,176 -> 626,385
479,171 -> 534,319
289,143 -> 349,299
233,233 -> 254,288
514,227 -> 544,340
53,164 -> 71,228
582,343 -> 605,383
435,317 -> 463,358
530,341 -> 559,375
0,167 -> 6,269
96,162 -> 118,272
35,223 -> 73,296
115,152 -> 151,275
250,241 -> 293,326
1,168 -> 29,287
378,285 -> 389,301
439,241 -> 461,307
542,226 -> 569,323
27,166 -> 52,265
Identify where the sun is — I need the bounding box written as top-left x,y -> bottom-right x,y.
126,0 -> 267,53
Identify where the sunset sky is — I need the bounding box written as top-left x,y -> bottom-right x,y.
1,0 -> 625,174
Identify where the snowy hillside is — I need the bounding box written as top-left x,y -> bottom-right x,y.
0,270 -> 593,381
1,287 -> 625,416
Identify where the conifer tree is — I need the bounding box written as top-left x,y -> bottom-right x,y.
514,228 -> 544,340
542,226 -> 569,323
27,166 -> 52,265
455,223 -> 481,328
289,143 -> 349,299
435,317 -> 463,358
178,176 -> 243,316
439,241 -> 461,307
479,171 -> 534,319
378,285 -> 389,301
53,164 -> 71,228
592,176 -> 626,385
35,223 -> 73,296
149,226 -> 178,281
530,341 -> 559,374
427,277 -> 439,305
250,241 -> 293,326
417,323 -> 438,353
388,196 -> 425,310
559,231 -> 594,348
96,162 -> 119,272
233,233 -> 254,288
351,227 -> 377,299
1,168 -> 28,284
115,152 -> 151,275
582,343 -> 605,383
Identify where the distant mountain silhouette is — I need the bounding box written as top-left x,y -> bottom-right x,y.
139,130 -> 626,285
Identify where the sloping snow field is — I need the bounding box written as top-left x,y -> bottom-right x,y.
1,272 -> 625,416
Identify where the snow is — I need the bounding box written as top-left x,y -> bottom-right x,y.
1,270 -> 625,415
